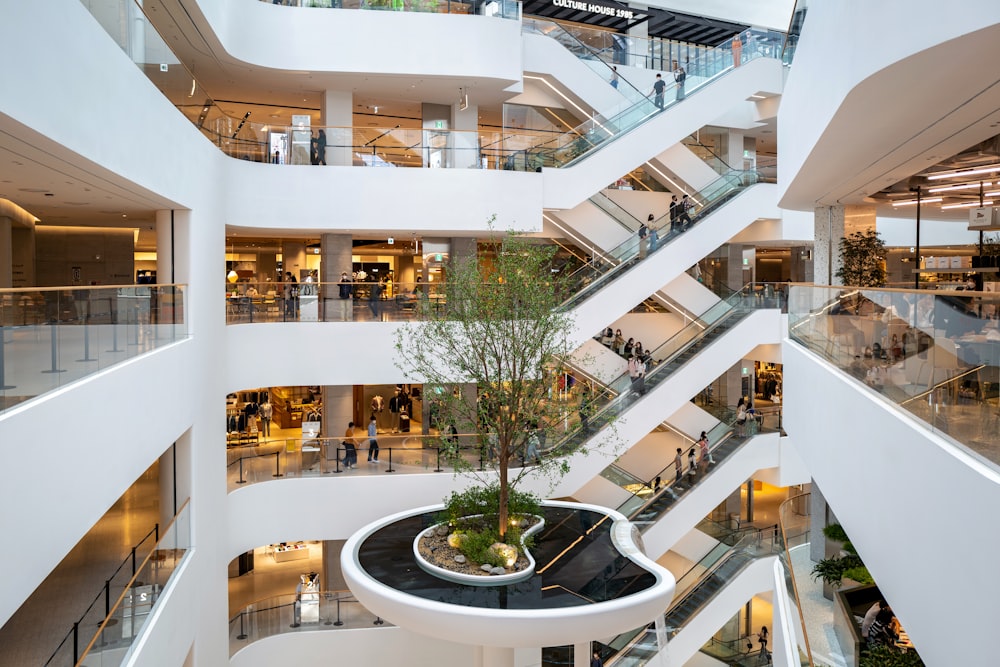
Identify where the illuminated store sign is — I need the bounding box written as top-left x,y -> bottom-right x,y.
551,0 -> 633,19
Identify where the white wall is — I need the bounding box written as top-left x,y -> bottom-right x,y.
230,627 -> 476,667
778,1 -> 1000,210
783,342 -> 1000,666
225,162 -> 544,234
197,0 -> 522,82
0,343 -> 193,626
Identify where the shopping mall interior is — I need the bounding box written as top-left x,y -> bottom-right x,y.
1,1 -> 1000,666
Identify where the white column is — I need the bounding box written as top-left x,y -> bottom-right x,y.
813,205 -> 875,286
128,0 -> 146,64
573,642 -> 591,667
321,90 -> 353,166
156,209 -> 174,284
474,646 -> 515,667
0,217 -> 11,288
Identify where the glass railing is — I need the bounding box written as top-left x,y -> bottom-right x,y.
258,0 -> 519,19
788,284 -> 1000,468
226,433 -> 514,491
81,1 -> 782,174
0,285 -> 187,413
228,590 -> 388,657
507,28 -> 786,171
224,281 -> 450,324
778,492 -> 814,666
76,500 -> 192,667
559,170 -> 762,312
681,136 -> 731,175
43,525 -> 161,667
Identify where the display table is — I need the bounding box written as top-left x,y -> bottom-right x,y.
273,544 -> 310,563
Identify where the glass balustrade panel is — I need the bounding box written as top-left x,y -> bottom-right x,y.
0,285 -> 187,414
788,284 -> 1000,467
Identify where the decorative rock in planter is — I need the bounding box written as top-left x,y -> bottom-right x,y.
413,513 -> 545,586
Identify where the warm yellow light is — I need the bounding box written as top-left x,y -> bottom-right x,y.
891,197 -> 942,207
227,270 -> 239,283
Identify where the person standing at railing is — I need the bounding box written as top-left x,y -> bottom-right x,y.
731,35 -> 743,67
316,129 -> 327,165
337,271 -> 353,321
650,73 -> 666,110
673,66 -> 686,101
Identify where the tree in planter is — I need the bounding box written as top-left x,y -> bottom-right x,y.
836,229 -> 887,287
395,228 -> 604,541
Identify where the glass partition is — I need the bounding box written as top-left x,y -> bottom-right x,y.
788,284 -> 1000,467
0,285 -> 187,413
76,500 -> 192,666
228,590 -> 388,657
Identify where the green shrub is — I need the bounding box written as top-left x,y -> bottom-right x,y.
841,565 -> 874,585
441,483 -> 540,526
860,644 -> 924,667
822,523 -> 849,543
811,554 -> 865,588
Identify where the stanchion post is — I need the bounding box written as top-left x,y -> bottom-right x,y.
434,447 -> 443,472
236,458 -> 246,484
334,448 -> 342,473
72,622 -> 79,664
385,448 -> 394,473
42,322 -> 66,374
273,451 -> 283,478
0,326 -> 14,390
236,610 -> 247,640
334,598 -> 344,626
374,615 -> 384,626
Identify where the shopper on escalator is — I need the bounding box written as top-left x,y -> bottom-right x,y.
650,73 -> 666,110
674,66 -> 687,101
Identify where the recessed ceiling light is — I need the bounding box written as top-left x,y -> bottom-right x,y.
18,187 -> 49,193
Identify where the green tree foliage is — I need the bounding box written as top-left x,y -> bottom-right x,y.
836,229 -> 887,287
860,644 -> 925,667
395,229 -> 584,538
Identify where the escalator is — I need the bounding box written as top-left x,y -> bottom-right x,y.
556,171 -> 773,339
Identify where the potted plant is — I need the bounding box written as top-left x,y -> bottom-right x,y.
395,224 -> 612,579
813,523 -> 873,599
836,229 -> 887,287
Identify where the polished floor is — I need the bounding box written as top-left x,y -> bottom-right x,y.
0,462 -> 161,667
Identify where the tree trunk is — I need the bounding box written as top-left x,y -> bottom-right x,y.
498,458 -> 509,539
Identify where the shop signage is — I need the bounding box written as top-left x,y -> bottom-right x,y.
970,206 -> 1000,230
550,0 -> 633,19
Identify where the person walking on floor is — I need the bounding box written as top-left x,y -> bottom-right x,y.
367,414 -> 379,462
342,421 -> 358,469
316,129 -> 327,165
732,35 -> 743,67
368,278 -> 383,320
650,73 -> 666,110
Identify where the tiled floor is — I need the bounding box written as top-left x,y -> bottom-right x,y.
0,462 -> 161,667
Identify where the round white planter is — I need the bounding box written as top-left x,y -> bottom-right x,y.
412,514 -> 546,586
341,500 -> 676,648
